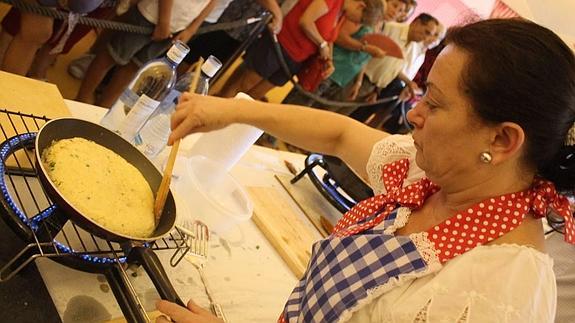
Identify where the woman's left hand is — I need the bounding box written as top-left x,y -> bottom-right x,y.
348,80 -> 362,101
322,60 -> 335,79
152,22 -> 172,41
156,299 -> 224,323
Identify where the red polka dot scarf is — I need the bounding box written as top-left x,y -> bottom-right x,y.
333,158 -> 574,262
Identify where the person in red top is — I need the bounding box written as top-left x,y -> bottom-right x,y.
217,0 -> 369,100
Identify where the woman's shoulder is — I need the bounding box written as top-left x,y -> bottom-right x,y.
448,243 -> 554,273
432,244 -> 554,321
366,134 -> 424,194
426,245 -> 555,322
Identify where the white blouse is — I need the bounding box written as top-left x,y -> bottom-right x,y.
347,134 -> 557,322
138,0 -> 211,33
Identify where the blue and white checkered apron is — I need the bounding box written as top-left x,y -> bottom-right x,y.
281,208 -> 434,323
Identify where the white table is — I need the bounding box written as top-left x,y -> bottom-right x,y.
34,100 -> 318,322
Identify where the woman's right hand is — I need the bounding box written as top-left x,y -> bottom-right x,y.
168,93 -> 232,145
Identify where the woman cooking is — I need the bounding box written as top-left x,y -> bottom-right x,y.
157,19 -> 575,322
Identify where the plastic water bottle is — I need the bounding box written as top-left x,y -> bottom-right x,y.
135,55 -> 223,159
100,40 -> 190,141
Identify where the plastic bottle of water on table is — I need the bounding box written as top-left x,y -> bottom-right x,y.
135,55 -> 223,159
100,41 -> 190,142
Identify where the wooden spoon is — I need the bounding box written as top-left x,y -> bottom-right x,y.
153,57 -> 205,225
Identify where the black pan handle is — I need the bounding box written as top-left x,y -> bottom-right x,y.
128,246 -> 186,307
104,265 -> 149,323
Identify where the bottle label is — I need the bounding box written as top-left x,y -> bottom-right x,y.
136,113 -> 172,158
117,94 -> 161,141
100,88 -> 138,130
119,88 -> 140,113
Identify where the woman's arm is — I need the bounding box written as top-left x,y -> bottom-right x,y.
299,0 -> 331,59
334,19 -> 363,50
169,94 -> 389,178
348,65 -> 366,100
335,20 -> 385,58
152,0 -> 173,41
173,0 -> 217,43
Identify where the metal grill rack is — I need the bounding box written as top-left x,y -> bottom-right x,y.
0,109 -> 191,281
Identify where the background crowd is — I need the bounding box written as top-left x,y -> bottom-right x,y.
0,0 -> 444,137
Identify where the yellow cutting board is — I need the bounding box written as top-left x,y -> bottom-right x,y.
0,71 -> 71,168
275,174 -> 342,237
248,186 -> 318,278
0,71 -> 71,117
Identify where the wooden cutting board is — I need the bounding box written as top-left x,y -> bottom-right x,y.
0,71 -> 71,168
0,71 -> 70,117
248,186 -> 319,278
275,174 -> 342,237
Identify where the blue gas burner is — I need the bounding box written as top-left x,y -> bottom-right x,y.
0,132 -> 126,268
0,110 -> 191,323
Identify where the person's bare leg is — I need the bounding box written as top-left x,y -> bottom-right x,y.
28,44 -> 57,80
217,66 -> 264,98
1,8 -> 53,75
90,29 -> 113,53
76,48 -> 117,104
97,61 -> 139,108
248,78 -> 276,101
214,64 -> 244,97
0,30 -> 14,66
176,60 -> 191,76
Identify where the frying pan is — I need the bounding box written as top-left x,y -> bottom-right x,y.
34,118 -> 186,310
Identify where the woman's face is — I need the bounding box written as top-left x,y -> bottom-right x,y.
385,0 -> 407,22
407,45 -> 492,184
344,0 -> 367,23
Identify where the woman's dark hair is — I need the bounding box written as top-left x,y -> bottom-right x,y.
445,19 -> 575,191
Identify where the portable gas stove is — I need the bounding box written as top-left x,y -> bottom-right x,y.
290,154 -> 374,213
0,110 -> 193,322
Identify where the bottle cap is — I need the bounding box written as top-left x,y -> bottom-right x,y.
166,41 -> 190,65
201,55 -> 223,78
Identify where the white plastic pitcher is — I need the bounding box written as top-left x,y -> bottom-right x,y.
172,156 -> 253,234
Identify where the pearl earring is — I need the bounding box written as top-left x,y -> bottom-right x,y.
480,152 -> 493,164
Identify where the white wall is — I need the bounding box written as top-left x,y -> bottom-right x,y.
502,0 -> 575,50
459,0 -> 496,18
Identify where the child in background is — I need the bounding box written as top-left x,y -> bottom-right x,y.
76,0 -> 216,107
0,3 -> 117,81
0,0 -> 104,76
